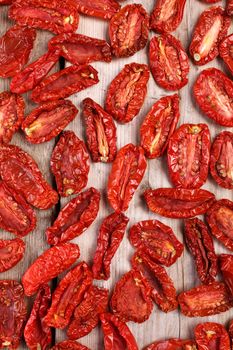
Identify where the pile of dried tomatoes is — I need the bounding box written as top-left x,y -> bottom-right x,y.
0,0 -> 233,348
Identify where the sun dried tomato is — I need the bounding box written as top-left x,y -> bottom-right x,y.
167,124 -> 210,189
46,187 -> 100,245
0,280 -> 27,350
107,144 -> 147,213
150,0 -> 186,33
22,243 -> 80,296
24,284 -> 51,350
227,0 -> 233,15
189,7 -> 230,66
178,281 -> 233,317
0,25 -> 36,78
92,212 -> 129,280
219,254 -> 233,296
144,339 -> 197,350
105,63 -> 149,123
184,218 -> 217,285
0,238 -> 25,273
194,322 -> 231,350
144,188 -> 215,219
76,0 -> 120,20
51,341 -> 90,350
0,0 -> 12,4
193,68 -> 233,127
51,131 -> 90,197
82,98 -> 117,163
129,220 -> 183,266
44,262 -> 92,329
100,313 -> 139,350
10,49 -> 60,94
9,0 -> 79,34
149,34 -> 189,91
67,286 -> 108,339
0,144 -> 58,210
31,64 -> 99,103
110,269 -> 153,323
219,34 -> 233,76
131,249 -> 178,313
229,320 -> 233,341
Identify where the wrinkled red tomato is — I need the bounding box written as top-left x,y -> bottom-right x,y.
194,322 -> 230,350
219,254 -> 233,296
0,238 -> 25,273
76,0 -> 120,20
219,34 -> 233,76
145,339 -> 197,350
0,0 -> 12,4
149,34 -> 189,91
167,124 -> 210,189
227,0 -> 233,15
51,341 -> 90,350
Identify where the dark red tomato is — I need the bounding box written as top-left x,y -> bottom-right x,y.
195,322 -> 230,350
51,341 -> 90,350
167,124 -> 210,189
219,34 -> 233,76
227,0 -> 233,15
149,34 -> 189,91
0,0 -> 13,4
189,7 -> 230,66
0,238 -> 25,273
219,254 -> 233,296
193,68 -> 233,127
229,320 -> 233,343
76,0 -> 120,20
145,339 -> 197,350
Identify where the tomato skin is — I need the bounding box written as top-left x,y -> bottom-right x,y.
76,0 -> 120,20
149,34 -> 189,91
227,0 -> 233,15
0,238 -> 25,273
219,254 -> 233,296
144,339 -> 197,350
167,124 -> 211,189
51,341 -> 90,350
219,34 -> 233,76
194,322 -> 230,350
193,68 -> 233,127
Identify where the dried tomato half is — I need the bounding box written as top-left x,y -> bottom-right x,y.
150,0 -> 186,33
0,0 -> 12,4
107,144 -> 147,212
189,6 -> 230,65
194,322 -> 230,350
227,0 -> 233,15
31,64 -> 99,103
82,98 -> 117,163
206,199 -> 233,251
51,131 -> 90,197
219,254 -> 233,296
0,280 -> 27,350
24,284 -> 52,350
100,313 -> 139,350
8,0 -> 79,34
46,187 -> 100,245
149,34 -> 189,91
193,68 -> 233,127
140,94 -> 180,159
219,34 -> 233,76
76,0 -> 120,20
0,25 -> 36,78
0,144 -> 58,210
51,341 -> 90,350
229,320 -> 233,343
144,188 -> 215,219
178,282 -> 233,317
144,339 -> 197,350
22,243 -> 80,296
110,269 -> 153,323
129,220 -> 183,266
105,63 -> 150,123
92,212 -> 129,280
167,124 -> 211,189
44,262 -> 92,329
0,238 -> 25,273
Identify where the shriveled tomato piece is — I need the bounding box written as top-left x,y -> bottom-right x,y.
189,7 -> 230,66
0,238 -> 25,273
51,341 -> 90,350
129,220 -> 183,266
219,34 -> 233,76
0,0 -> 12,4
195,322 -> 230,350
229,320 -> 233,343
76,0 -> 120,20
220,254 -> 233,296
227,0 -> 233,15
167,124 -> 210,189
193,68 -> 233,127
149,34 -> 189,91
145,339 -> 197,350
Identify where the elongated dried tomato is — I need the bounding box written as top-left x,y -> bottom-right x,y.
0,280 -> 27,350
51,341 -> 90,350
0,25 -> 36,78
167,124 -> 210,189
150,0 -> 186,33
129,220 -> 183,266
92,212 -> 129,280
194,322 -> 230,350
110,269 -> 153,323
219,34 -> 233,75
100,313 -> 139,350
144,339 -> 197,350
132,250 -> 178,313
9,0 -> 79,34
140,94 -> 180,159
189,7 -> 230,65
51,131 -> 90,197
227,0 -> 233,15
108,144 -> 147,212
219,254 -> 233,296
178,281 -> 233,317
10,49 -> 60,94
184,218 -> 217,284
0,238 -> 25,273
24,284 -> 51,350
76,0 -> 120,20
193,68 -> 233,127
67,286 -> 108,339
149,34 -> 189,91
82,98 -> 117,163
144,188 -> 215,219
46,187 -> 100,245
31,64 -> 99,103
22,243 -> 80,296
44,262 -> 92,329
0,144 -> 58,210
105,63 -> 150,123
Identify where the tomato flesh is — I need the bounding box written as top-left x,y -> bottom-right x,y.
195,322 -> 230,350
219,34 -> 233,76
